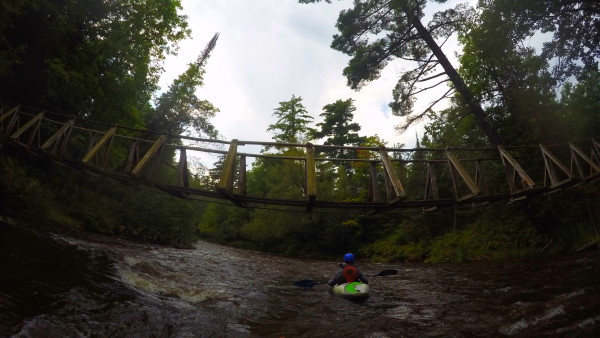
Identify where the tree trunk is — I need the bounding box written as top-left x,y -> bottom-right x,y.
398,1 -> 504,146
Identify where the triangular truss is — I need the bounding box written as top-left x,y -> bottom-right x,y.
570,142 -> 600,179
498,146 -> 535,198
539,144 -> 574,189
2,104 -> 600,212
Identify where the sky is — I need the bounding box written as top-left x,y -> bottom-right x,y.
159,0 -> 472,151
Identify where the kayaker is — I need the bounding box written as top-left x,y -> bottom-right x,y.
327,253 -> 368,286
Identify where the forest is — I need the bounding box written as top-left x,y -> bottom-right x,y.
0,0 -> 599,262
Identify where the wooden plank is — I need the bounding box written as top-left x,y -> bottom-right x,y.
569,142 -> 600,178
446,150 -> 479,201
368,161 -> 379,202
177,148 -> 189,188
0,105 -> 19,124
85,133 -> 99,166
238,155 -> 247,195
305,144 -> 317,211
539,144 -> 574,188
125,142 -> 140,172
55,121 -> 73,159
216,139 -> 238,196
474,160 -> 490,195
4,113 -> 19,139
99,130 -> 115,169
422,161 -> 440,211
25,114 -> 43,146
593,140 -> 600,161
82,127 -> 117,164
131,134 -> 167,176
10,112 -> 44,141
41,119 -> 75,151
424,162 -> 439,200
498,145 -> 535,193
379,148 -> 406,199
382,166 -> 394,202
448,155 -> 461,199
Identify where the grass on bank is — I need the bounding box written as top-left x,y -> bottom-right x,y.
0,147 -> 203,247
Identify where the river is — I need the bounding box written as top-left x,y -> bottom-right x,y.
1,219 -> 599,337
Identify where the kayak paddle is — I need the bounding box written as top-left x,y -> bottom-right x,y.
366,269 -> 398,277
294,279 -> 327,288
294,269 -> 397,287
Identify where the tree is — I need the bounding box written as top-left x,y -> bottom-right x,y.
146,33 -> 220,138
560,69 -> 600,139
267,95 -> 315,144
311,98 -> 365,157
300,0 -> 503,145
311,98 -> 365,201
457,4 -> 562,145
0,0 -> 189,126
475,0 -> 600,81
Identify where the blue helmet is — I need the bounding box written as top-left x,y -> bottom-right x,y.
343,253 -> 355,263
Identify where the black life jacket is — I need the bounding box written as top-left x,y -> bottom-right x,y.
342,265 -> 358,283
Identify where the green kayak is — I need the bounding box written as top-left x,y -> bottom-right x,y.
332,282 -> 370,298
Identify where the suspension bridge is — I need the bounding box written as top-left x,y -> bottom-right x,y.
1,105 -> 599,212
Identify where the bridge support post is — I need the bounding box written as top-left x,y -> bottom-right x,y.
177,147 -> 189,188
0,105 -> 20,138
305,143 -> 317,211
367,161 -> 380,202
130,134 -> 168,177
10,112 -> 44,147
446,150 -> 479,201
125,142 -> 140,172
238,155 -> 247,195
41,119 -> 75,159
423,161 -> 440,211
592,140 -> 600,164
217,139 -> 238,197
82,126 -> 117,169
498,146 -> 535,199
569,142 -> 600,179
474,160 -> 490,195
540,144 -> 574,189
379,147 -> 406,202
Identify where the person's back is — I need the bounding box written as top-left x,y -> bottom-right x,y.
327,253 -> 368,286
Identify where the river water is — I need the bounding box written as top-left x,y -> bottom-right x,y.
1,219 -> 600,337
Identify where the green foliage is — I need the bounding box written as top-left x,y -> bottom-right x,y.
0,0 -> 189,125
362,205 -> 551,263
198,203 -> 249,242
0,149 -> 203,246
360,218 -> 431,262
247,149 -> 308,199
475,0 -> 600,80
559,69 -> 600,139
426,219 -> 543,263
361,239 -> 428,263
457,2 -> 562,145
0,152 -> 74,228
146,33 -> 220,137
302,0 -> 502,144
311,98 -> 365,158
267,95 -> 315,144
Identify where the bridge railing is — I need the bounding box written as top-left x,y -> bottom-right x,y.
1,105 -> 599,211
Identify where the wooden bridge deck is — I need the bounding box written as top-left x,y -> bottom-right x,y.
1,105 -> 599,212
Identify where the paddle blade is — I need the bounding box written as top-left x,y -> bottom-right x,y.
372,269 -> 398,277
367,270 -> 398,277
294,279 -> 324,288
